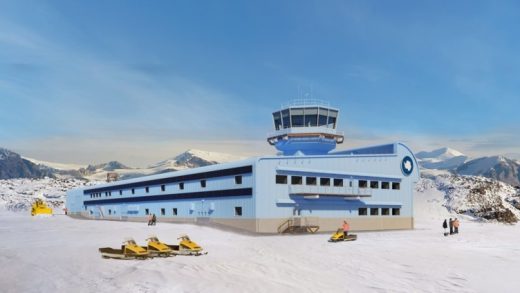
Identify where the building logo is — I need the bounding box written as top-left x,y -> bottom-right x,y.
401,156 -> 414,176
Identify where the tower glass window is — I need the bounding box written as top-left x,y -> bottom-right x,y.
281,109 -> 290,129
327,110 -> 338,128
290,108 -> 304,127
273,111 -> 282,130
318,108 -> 328,126
304,107 -> 318,127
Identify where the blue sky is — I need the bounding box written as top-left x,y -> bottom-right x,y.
1,0 -> 519,166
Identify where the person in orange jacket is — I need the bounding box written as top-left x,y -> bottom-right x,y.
342,220 -> 350,237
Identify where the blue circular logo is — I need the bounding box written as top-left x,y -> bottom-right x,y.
401,156 -> 414,176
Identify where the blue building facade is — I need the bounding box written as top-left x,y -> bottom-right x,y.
67,101 -> 419,233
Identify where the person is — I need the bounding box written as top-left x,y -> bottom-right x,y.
449,218 -> 454,235
152,214 -> 157,226
442,219 -> 448,236
453,218 -> 460,234
147,214 -> 153,226
342,220 -> 350,238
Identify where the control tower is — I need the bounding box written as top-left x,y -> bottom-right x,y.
267,100 -> 344,155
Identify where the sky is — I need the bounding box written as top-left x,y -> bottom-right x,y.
1,0 -> 519,166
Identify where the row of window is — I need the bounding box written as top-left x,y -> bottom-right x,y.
138,206 -> 243,217
275,175 -> 400,190
358,207 -> 400,216
89,176 -> 243,199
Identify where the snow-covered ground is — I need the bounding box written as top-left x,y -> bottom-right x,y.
1,183 -> 520,292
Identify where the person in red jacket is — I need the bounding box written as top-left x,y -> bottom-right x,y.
342,220 -> 350,237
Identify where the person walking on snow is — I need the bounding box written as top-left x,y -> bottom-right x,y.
449,218 -> 454,235
342,220 -> 350,238
453,218 -> 460,234
147,214 -> 153,226
442,219 -> 448,236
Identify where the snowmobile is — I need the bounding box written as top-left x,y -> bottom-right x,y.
99,239 -> 150,260
328,229 -> 357,242
142,236 -> 173,257
167,234 -> 207,256
31,199 -> 53,216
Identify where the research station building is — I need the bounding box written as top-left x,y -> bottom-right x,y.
67,100 -> 419,233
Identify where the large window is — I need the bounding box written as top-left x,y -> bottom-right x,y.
291,176 -> 303,185
276,175 -> 287,184
318,108 -> 328,126
358,208 -> 367,216
282,109 -> 290,129
320,177 -> 330,186
370,208 -> 379,216
306,177 -> 317,185
273,111 -> 282,130
235,206 -> 243,216
290,108 -> 304,127
304,107 -> 318,127
359,180 -> 368,188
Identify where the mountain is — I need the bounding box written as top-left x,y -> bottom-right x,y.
455,156 -> 520,187
416,174 -> 520,223
416,147 -> 468,170
0,148 -> 54,179
149,149 -> 244,171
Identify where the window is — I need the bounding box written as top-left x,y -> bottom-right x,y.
291,176 -> 303,185
200,180 -> 206,188
172,208 -> 178,216
108,209 -> 112,215
234,206 -> 243,216
105,192 -> 108,197
370,208 -> 379,216
276,175 -> 287,184
131,188 -> 135,194
320,178 -> 330,186
161,208 -> 165,216
392,208 -> 400,216
359,180 -> 368,188
382,208 -> 390,215
179,182 -> 184,190
84,206 -> 87,211
282,109 -> 290,128
381,182 -> 390,189
349,181 -> 352,187
304,107 -> 318,127
291,108 -> 304,127
145,187 -> 149,193
333,178 -> 343,187
161,185 -> 165,192
235,175 -> 242,185
306,177 -> 317,185
119,190 -> 123,195
109,191 -> 112,196
392,182 -> 400,190
370,181 -> 379,189
358,208 -> 367,216
145,209 -> 149,215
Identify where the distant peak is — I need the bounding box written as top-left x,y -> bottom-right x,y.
416,147 -> 466,160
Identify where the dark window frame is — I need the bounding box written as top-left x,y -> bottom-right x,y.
382,208 -> 390,215
291,176 -> 303,185
358,207 -> 368,216
320,177 -> 331,186
276,175 -> 288,184
392,182 -> 400,190
381,182 -> 390,189
370,208 -> 379,216
359,180 -> 368,188
306,177 -> 317,185
392,208 -> 400,216
333,178 -> 343,187
370,181 -> 379,189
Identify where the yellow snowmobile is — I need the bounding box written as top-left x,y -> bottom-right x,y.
31,199 -> 53,216
329,229 -> 357,242
167,234 -> 207,256
142,236 -> 173,257
99,239 -> 150,260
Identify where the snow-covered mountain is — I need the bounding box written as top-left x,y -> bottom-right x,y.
0,148 -> 54,179
416,174 -> 520,223
3,148 -> 245,181
455,156 -> 520,187
416,147 -> 468,170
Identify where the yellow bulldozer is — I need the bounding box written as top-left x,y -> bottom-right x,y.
31,199 -> 53,216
